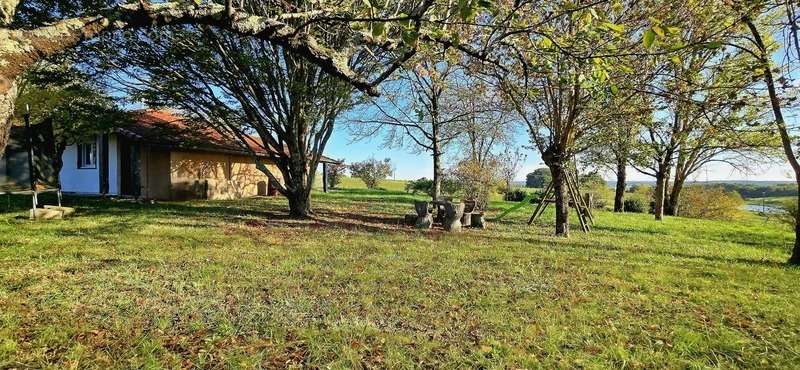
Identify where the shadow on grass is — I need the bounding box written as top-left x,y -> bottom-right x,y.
3,194 -> 793,268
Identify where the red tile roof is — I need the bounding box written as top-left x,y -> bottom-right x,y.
119,110 -> 340,164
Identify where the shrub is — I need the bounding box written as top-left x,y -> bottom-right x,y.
679,186 -> 744,220
405,177 -> 461,197
505,189 -> 529,202
624,197 -> 647,213
405,177 -> 433,194
580,171 -> 612,210
349,158 -> 393,189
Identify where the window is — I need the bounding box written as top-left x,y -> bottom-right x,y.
77,142 -> 97,169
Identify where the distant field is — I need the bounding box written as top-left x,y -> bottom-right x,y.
746,196 -> 795,207
335,176 -> 409,192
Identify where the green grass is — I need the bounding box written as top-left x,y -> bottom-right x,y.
332,176 -> 410,192
0,186 -> 798,368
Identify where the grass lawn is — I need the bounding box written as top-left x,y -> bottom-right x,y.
0,185 -> 799,368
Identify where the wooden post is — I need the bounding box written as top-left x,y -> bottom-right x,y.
322,162 -> 328,193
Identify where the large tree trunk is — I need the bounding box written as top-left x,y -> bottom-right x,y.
549,163 -> 570,237
287,190 -> 312,218
653,164 -> 668,221
432,133 -> 442,201
284,159 -> 314,218
667,173 -> 686,216
614,159 -> 626,212
286,148 -> 316,218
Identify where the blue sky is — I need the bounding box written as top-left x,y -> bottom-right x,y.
322,122 -> 794,182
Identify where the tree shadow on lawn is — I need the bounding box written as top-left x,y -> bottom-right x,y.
240,209 -> 455,238
10,196 -> 791,268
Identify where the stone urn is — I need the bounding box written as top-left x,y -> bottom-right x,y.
443,202 -> 465,232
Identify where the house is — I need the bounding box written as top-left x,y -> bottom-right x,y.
2,110 -> 340,200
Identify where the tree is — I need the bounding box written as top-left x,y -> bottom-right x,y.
103,12 -> 366,217
526,168 -> 551,188
500,2 -> 640,236
581,65 -> 652,213
737,3 -> 800,264
633,25 -> 773,220
451,157 -> 499,211
498,148 -> 526,195
349,158 -> 393,189
0,0 -> 437,157
350,56 -> 466,200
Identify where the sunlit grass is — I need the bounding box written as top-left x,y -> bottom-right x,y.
0,187 -> 798,368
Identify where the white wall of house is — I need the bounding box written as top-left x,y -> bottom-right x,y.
60,134 -> 121,195
61,135 -> 99,194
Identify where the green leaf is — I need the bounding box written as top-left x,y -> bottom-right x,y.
372,22 -> 385,38
670,55 -> 681,66
402,29 -> 419,46
397,13 -> 411,27
703,41 -> 722,49
643,29 -> 656,49
652,25 -> 665,37
610,84 -> 619,95
458,0 -> 478,20
602,22 -> 625,34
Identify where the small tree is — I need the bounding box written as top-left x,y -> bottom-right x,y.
325,160 -> 346,189
349,158 -> 393,189
497,148 -> 526,195
452,157 -> 500,211
526,168 -> 551,188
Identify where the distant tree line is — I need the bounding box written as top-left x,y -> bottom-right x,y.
710,183 -> 797,199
